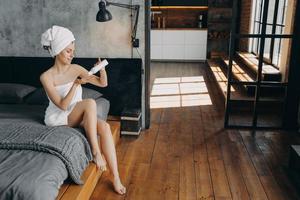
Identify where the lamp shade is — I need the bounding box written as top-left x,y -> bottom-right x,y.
96,1 -> 112,22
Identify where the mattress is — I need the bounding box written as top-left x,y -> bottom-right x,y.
0,104 -> 91,200
0,150 -> 67,200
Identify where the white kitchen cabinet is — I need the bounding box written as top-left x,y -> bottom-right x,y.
151,30 -> 163,45
163,31 -> 185,45
151,30 -> 162,60
151,45 -> 163,59
184,31 -> 207,45
163,45 -> 185,60
151,29 -> 207,60
184,45 -> 206,60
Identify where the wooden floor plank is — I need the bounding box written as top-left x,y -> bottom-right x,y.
164,157 -> 180,200
126,179 -> 166,200
178,108 -> 197,200
219,130 -> 251,200
228,131 -> 269,200
134,123 -> 161,164
164,108 -> 181,200
202,110 -> 232,200
240,131 -> 287,200
192,107 -> 214,200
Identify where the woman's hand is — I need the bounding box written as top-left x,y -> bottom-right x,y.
74,78 -> 89,85
74,78 -> 81,85
94,57 -> 106,72
94,57 -> 102,67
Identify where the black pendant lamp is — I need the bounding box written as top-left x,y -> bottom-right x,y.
96,1 -> 112,22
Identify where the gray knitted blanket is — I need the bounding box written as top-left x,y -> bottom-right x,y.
0,121 -> 92,184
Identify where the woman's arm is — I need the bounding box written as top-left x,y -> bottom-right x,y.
40,73 -> 80,111
76,62 -> 108,87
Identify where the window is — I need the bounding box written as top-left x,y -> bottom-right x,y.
249,0 -> 288,67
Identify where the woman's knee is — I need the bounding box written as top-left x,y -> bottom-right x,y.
97,120 -> 111,132
82,99 -> 97,111
85,98 -> 97,107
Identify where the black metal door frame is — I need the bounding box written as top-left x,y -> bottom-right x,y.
145,0 -> 151,129
224,0 -> 295,129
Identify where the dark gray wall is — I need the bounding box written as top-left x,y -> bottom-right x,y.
0,0 -> 146,127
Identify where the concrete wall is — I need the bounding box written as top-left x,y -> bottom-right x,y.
0,0 -> 146,127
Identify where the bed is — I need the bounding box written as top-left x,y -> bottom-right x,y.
0,83 -> 111,200
0,56 -> 141,199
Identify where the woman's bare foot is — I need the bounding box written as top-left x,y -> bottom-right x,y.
93,152 -> 107,171
113,177 -> 126,195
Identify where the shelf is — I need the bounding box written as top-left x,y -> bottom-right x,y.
208,6 -> 232,9
208,38 -> 230,41
151,6 -> 208,10
152,28 -> 208,30
208,20 -> 231,24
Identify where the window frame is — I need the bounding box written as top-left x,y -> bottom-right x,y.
250,0 -> 287,69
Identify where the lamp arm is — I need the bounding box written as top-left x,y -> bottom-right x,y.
105,1 -> 137,10
131,5 -> 140,41
105,1 -> 140,42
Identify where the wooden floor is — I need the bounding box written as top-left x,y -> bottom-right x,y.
90,62 -> 300,200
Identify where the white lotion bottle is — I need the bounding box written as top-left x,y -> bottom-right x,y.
88,59 -> 109,75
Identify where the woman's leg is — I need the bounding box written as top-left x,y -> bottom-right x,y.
68,99 -> 106,170
97,120 -> 126,195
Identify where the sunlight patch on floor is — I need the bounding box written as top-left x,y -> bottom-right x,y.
150,76 -> 212,109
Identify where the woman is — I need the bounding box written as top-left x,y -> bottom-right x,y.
40,25 -> 126,195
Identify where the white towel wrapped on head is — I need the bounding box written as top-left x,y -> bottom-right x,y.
41,25 -> 75,57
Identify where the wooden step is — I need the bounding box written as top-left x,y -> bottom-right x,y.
236,52 -> 281,81
222,59 -> 254,94
208,59 -> 248,101
56,120 -> 120,200
208,58 -> 285,127
207,59 -> 236,98
222,59 -> 285,97
207,59 -> 285,110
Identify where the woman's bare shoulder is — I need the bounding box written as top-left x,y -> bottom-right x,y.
40,68 -> 53,84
